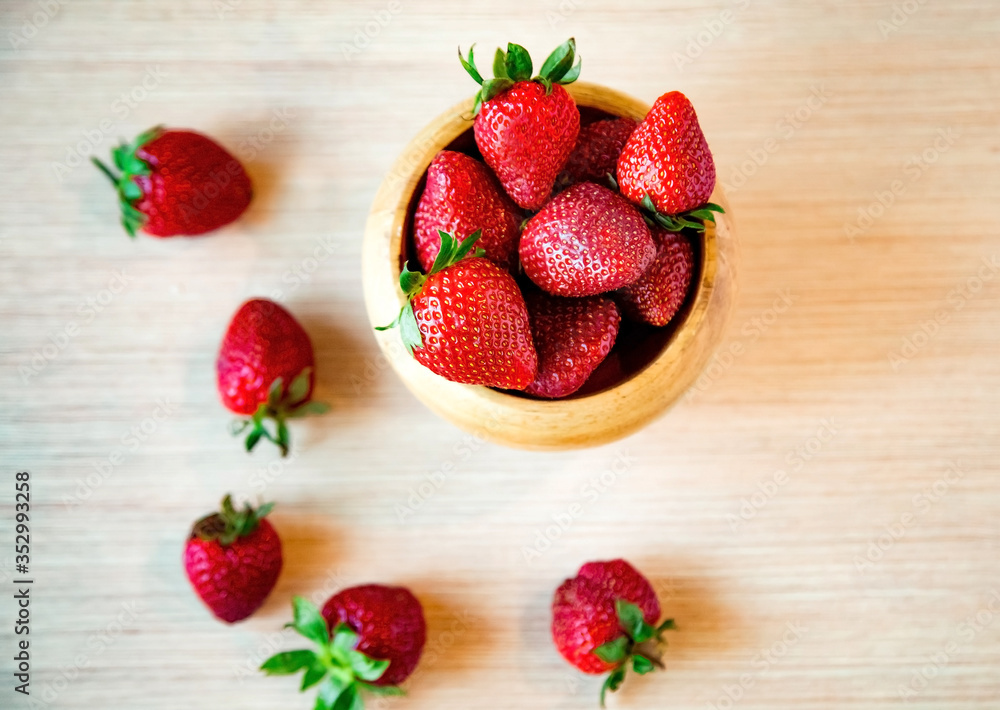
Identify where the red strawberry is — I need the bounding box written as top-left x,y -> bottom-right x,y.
217,298 -> 329,456
525,292 -> 621,399
617,227 -> 696,326
460,39 -> 582,210
93,126 -> 252,237
617,91 -> 715,214
617,92 -> 725,232
520,182 -> 655,297
558,117 -> 638,188
322,585 -> 427,686
183,495 -> 282,623
262,591 -> 426,709
552,559 -> 674,706
574,351 -> 625,397
414,150 -> 522,272
378,231 -> 537,390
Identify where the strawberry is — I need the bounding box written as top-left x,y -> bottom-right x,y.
520,182 -> 656,297
93,126 -> 252,237
262,591 -> 426,709
321,585 -> 427,686
414,150 -> 522,272
558,117 -> 637,188
459,39 -> 582,210
525,292 -> 621,399
217,298 -> 329,457
552,559 -> 675,706
616,91 -> 724,232
574,350 -> 625,397
183,495 -> 282,623
617,227 -> 696,326
378,230 -> 537,390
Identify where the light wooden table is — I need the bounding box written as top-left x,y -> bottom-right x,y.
2,2 -> 999,708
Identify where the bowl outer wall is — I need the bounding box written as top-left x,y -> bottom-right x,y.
361,82 -> 740,450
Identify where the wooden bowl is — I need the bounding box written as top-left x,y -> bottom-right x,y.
362,82 -> 739,450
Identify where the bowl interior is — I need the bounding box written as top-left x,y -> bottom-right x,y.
395,102 -> 707,400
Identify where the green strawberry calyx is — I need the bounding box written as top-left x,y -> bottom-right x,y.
459,38 -> 582,115
261,596 -> 405,710
91,125 -> 164,238
230,367 -> 330,458
375,230 -> 485,357
593,599 -> 676,707
192,494 -> 274,547
639,194 -> 725,234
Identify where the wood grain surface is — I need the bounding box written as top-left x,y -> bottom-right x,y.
1,2 -> 999,709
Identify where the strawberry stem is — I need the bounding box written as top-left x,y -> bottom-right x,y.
261,597 -> 404,710
93,125 -> 165,238
536,37 -> 581,90
458,44 -> 484,85
231,368 -> 329,457
376,230 -> 484,356
191,494 -> 274,547
633,640 -> 665,669
460,39 -> 580,113
593,600 -> 675,707
91,157 -> 120,186
640,194 -> 725,233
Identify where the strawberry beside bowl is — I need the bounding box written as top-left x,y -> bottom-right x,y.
362,81 -> 738,450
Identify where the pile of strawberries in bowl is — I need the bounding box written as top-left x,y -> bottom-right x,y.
379,38 -> 724,400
